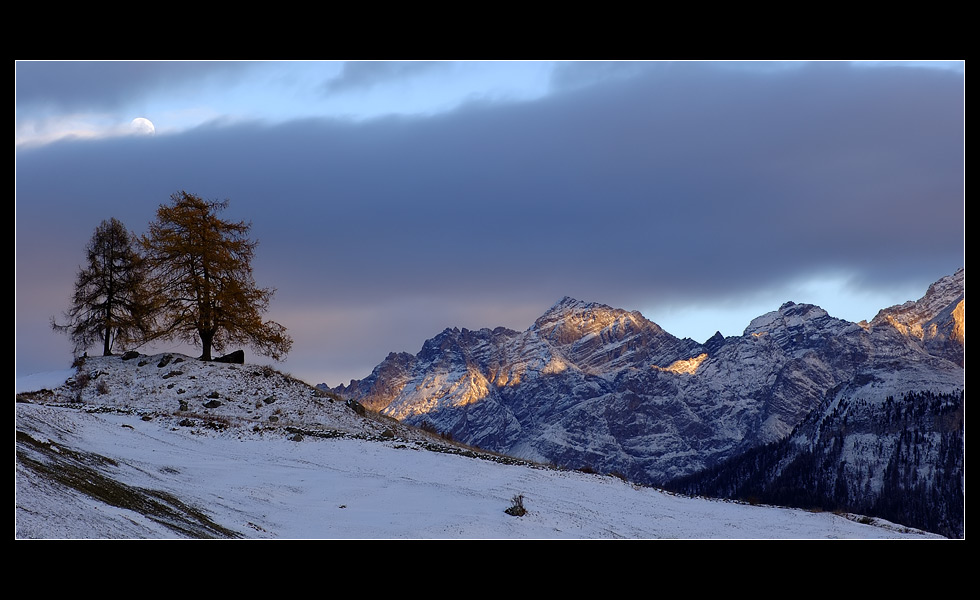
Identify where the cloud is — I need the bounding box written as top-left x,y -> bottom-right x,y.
15,61 -> 264,147
321,61 -> 449,95
549,60 -> 657,91
15,61 -> 257,115
16,61 -> 964,384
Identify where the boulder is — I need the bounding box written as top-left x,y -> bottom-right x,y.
214,350 -> 245,364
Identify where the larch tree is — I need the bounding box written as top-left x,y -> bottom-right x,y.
141,191 -> 293,361
52,217 -> 153,356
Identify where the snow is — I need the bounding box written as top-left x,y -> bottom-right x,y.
15,368 -> 74,394
16,366 -> 940,540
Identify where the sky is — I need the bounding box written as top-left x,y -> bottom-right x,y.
15,60 -> 965,387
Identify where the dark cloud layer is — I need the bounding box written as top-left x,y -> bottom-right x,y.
15,61 -> 256,115
16,62 -> 964,385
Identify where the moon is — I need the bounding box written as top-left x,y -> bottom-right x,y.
131,117 -> 156,136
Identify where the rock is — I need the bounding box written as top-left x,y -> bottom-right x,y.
215,350 -> 245,364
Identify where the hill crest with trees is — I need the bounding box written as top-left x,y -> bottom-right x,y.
52,191 -> 292,363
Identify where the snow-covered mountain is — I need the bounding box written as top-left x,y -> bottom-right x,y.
869,267 -> 965,366
16,354 -> 938,539
326,269 -> 965,536
662,273 -> 967,537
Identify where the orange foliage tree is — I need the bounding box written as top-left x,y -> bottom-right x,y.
141,191 -> 293,361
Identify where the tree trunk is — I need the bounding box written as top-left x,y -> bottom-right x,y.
199,329 -> 214,361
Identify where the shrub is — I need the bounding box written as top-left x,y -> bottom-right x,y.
75,371 -> 91,389
505,494 -> 527,517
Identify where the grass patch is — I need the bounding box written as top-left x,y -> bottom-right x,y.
16,430 -> 240,539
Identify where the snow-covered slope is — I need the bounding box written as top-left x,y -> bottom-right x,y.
15,363 -> 939,539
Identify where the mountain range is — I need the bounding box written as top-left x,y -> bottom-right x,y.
325,268 -> 965,536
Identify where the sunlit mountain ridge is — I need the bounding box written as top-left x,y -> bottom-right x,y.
325,268 -> 965,536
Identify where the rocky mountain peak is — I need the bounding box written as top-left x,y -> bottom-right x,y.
871,268 -> 964,331
537,296 -> 621,324
524,297 -> 701,376
703,331 -> 728,355
870,268 -> 964,365
548,295 -> 593,311
744,302 -> 834,336
534,297 -> 663,343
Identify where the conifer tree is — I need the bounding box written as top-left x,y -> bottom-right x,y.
52,217 -> 153,356
141,191 -> 293,361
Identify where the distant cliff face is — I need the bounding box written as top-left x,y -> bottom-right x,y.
326,270 -> 964,489
870,267 -> 964,366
